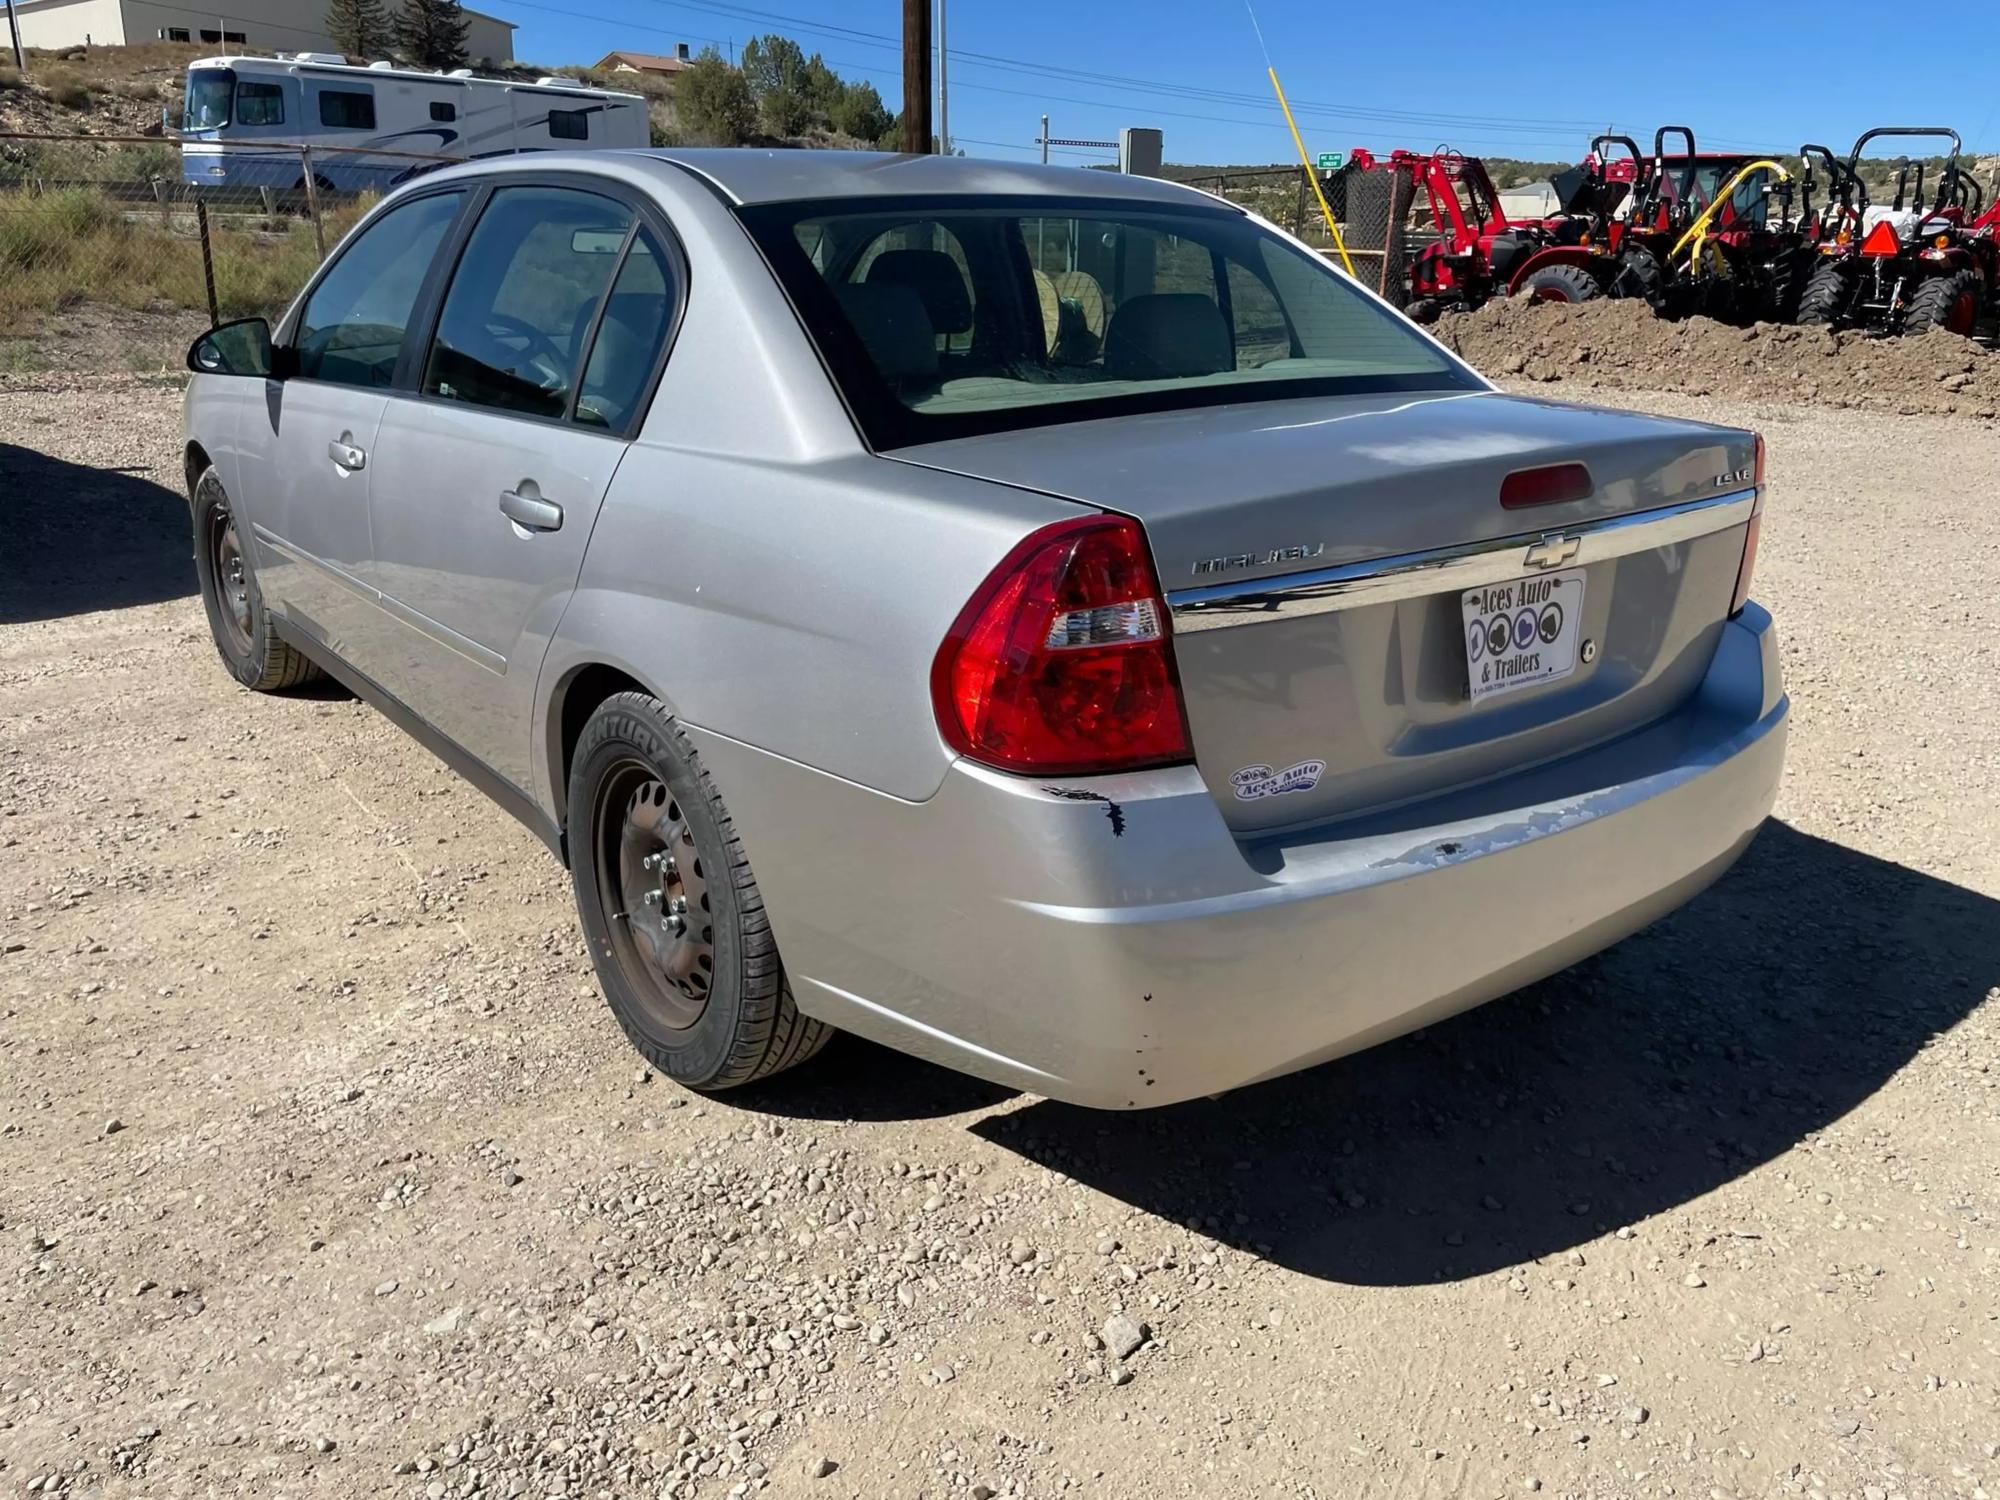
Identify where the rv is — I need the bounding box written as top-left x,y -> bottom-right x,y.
179,54 -> 647,193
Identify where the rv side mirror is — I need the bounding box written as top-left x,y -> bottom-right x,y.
188,317 -> 274,378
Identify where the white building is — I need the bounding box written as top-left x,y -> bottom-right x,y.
10,0 -> 517,65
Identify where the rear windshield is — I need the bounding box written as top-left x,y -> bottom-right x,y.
740,194 -> 1476,449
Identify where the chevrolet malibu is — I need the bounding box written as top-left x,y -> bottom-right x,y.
181,150 -> 1786,1108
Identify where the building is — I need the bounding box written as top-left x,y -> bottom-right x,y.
593,46 -> 693,82
10,0 -> 518,65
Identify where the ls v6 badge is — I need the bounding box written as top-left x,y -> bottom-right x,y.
1191,542 -> 1326,576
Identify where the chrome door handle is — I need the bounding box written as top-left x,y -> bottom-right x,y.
327,437 -> 366,471
499,488 -> 563,532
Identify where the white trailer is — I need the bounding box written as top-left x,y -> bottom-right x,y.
180,53 -> 646,193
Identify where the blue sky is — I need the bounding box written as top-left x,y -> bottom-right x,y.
506,0 -> 2000,166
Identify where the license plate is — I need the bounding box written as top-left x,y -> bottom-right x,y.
1461,568 -> 1586,705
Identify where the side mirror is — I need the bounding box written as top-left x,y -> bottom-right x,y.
188,317 -> 274,378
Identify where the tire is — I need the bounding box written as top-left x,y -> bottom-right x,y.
1515,263 -> 1602,304
1795,260 -> 1852,327
1766,248 -> 1813,325
1899,268 -> 1981,336
190,466 -> 322,692
568,692 -> 831,1092
1404,297 -> 1442,325
1616,246 -> 1664,307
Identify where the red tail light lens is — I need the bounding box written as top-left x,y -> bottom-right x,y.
932,515 -> 1192,776
1731,433 -> 1765,617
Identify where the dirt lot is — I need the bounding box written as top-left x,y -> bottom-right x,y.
2,366 -> 1997,1500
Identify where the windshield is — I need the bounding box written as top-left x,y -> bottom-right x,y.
184,68 -> 234,130
742,195 -> 1474,449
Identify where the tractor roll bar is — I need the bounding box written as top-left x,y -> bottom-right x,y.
1844,126 -> 1961,173
1653,125 -> 1698,205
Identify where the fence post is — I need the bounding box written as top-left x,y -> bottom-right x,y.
195,200 -> 220,327
300,147 -> 327,261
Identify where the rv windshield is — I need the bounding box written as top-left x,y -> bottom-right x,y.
184,68 -> 234,130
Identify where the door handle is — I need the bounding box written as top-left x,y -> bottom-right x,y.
327,436 -> 366,471
499,487 -> 563,532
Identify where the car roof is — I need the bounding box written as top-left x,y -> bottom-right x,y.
632,148 -> 1216,209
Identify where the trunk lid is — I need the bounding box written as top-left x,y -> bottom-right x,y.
894,390 -> 1759,832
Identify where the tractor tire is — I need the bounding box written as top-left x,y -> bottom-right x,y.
1795,261 -> 1853,327
1404,298 -> 1443,325
1616,247 -> 1665,307
1766,249 -> 1814,325
1516,264 -> 1602,305
1898,268 -> 1982,337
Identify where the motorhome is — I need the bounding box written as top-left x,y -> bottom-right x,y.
179,54 -> 647,192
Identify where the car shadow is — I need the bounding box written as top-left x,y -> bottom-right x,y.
732,1032 -> 1019,1123
0,443 -> 196,625
966,820 -> 1997,1285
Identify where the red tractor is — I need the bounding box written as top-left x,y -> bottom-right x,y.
1794,127 -> 1997,336
1355,146 -> 1555,322
1507,128 -> 1806,322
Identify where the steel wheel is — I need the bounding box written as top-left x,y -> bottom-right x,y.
206,499 -> 254,658
592,760 -> 714,1033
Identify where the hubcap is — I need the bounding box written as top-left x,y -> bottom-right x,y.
207,494 -> 253,654
595,764 -> 713,1032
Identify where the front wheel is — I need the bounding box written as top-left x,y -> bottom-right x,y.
190,467 -> 321,691
568,693 -> 831,1091
1515,263 -> 1603,305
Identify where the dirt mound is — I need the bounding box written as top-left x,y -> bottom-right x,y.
1433,296 -> 2000,419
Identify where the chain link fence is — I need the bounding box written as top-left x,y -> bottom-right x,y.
1330,156 -> 1417,306
0,132 -> 461,377
1178,165 -> 1336,247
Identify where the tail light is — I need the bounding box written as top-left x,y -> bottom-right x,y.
933,515 -> 1192,776
1501,462 -> 1593,509
1730,433 -> 1765,616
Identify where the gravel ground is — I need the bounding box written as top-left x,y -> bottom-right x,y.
2,378 -> 1997,1500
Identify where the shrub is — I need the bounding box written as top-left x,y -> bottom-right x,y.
674,50 -> 755,147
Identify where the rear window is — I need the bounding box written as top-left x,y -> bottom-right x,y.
742,194 -> 1474,449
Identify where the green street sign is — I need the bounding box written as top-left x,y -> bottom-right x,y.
1317,151 -> 1343,171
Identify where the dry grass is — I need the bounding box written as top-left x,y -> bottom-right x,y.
0,185 -> 372,337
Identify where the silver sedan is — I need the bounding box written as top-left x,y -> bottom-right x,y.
180,149 -> 1785,1108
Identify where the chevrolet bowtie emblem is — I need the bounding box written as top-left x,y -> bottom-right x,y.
1523,533 -> 1581,570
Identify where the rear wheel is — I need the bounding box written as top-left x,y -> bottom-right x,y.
568,692 -> 831,1092
1899,268 -> 1981,336
190,467 -> 321,691
1795,260 -> 1853,326
1515,263 -> 1602,305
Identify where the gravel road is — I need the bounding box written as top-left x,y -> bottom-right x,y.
2,378 -> 1997,1500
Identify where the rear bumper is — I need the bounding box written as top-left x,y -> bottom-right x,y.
690,604 -> 1787,1109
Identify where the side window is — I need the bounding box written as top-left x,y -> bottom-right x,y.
575,228 -> 676,430
549,109 -> 589,141
1226,261 -> 1289,369
319,89 -> 376,129
236,81 -> 285,126
295,190 -> 463,388
430,100 -> 457,123
422,185 -> 635,420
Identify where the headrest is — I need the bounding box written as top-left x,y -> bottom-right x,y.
865,249 -> 973,336
1103,293 -> 1232,381
833,282 -> 938,384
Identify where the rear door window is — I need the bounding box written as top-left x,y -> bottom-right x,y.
421,185 -> 636,421
294,190 -> 464,387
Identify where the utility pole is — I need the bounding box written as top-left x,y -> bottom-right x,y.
6,0 -> 26,74
900,0 -> 931,154
935,0 -> 949,156
1040,114 -> 1049,165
